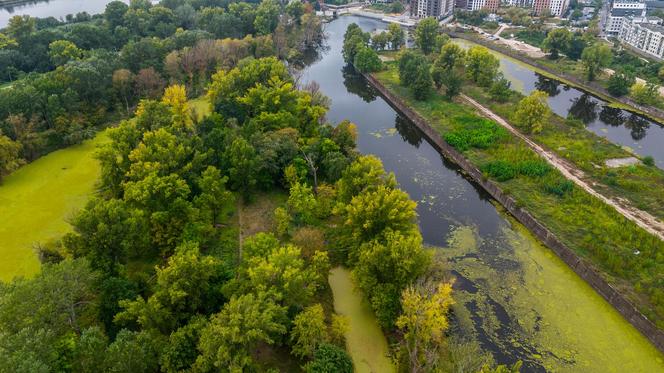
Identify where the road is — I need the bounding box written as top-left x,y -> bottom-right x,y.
461,93 -> 664,241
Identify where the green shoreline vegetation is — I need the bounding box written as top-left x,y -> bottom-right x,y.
373,54 -> 664,331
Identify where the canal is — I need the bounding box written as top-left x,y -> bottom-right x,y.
301,15 -> 664,371
0,0 -> 133,28
455,38 -> 664,168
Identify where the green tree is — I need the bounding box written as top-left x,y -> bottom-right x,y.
193,166 -> 233,226
254,0 -> 281,35
354,229 -> 431,327
225,137 -> 259,194
304,343 -> 354,373
194,292 -> 287,372
412,62 -> 433,100
371,32 -> 389,51
73,327 -> 108,373
48,40 -> 83,66
414,17 -> 439,55
63,198 -> 149,274
342,24 -> 369,64
104,1 -> 129,29
6,15 -> 35,43
398,50 -> 425,87
388,23 -> 405,50
288,181 -> 318,225
354,45 -> 382,73
488,74 -> 512,102
336,155 -> 396,203
513,90 -> 551,133
607,72 -> 635,97
0,132 -> 23,182
581,44 -> 612,81
466,46 -> 499,87
541,28 -> 572,59
159,317 -> 208,373
630,81 -> 660,106
104,329 -> 164,373
0,33 -> 17,49
396,282 -> 454,372
291,304 -> 329,358
115,242 -> 227,333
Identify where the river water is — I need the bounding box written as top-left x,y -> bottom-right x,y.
0,0 -> 131,28
455,39 -> 664,168
302,15 -> 664,371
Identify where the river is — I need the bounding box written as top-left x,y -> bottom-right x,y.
0,0 -> 134,28
455,39 -> 664,168
302,15 -> 664,371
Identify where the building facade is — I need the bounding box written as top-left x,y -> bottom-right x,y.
619,16 -> 664,59
456,0 -> 499,11
412,0 -> 455,17
532,0 -> 570,16
605,0 -> 647,35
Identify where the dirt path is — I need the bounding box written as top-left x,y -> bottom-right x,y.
460,93 -> 664,241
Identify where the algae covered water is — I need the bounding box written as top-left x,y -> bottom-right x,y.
301,15 -> 664,371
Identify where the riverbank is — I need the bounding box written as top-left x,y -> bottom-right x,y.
366,68 -> 664,353
448,31 -> 664,125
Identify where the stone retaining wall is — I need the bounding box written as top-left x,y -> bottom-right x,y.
363,72 -> 664,354
448,32 -> 664,125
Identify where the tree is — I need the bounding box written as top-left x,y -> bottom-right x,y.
388,23 -> 405,50
354,45 -> 382,73
104,329 -> 164,373
254,0 -> 280,35
159,317 -> 208,373
113,69 -> 135,114
288,181 -> 318,225
371,32 -> 389,51
607,72 -> 634,97
225,137 -> 259,194
0,33 -> 17,49
342,24 -> 369,64
581,44 -> 612,81
304,344 -> 354,373
291,304 -> 329,358
115,242 -> 227,333
412,62 -> 433,100
353,229 -> 431,328
630,81 -> 660,106
194,292 -> 287,372
466,46 -> 499,87
414,17 -> 439,55
431,43 -> 465,98
63,198 -> 149,274
513,90 -> 551,133
161,84 -> 191,127
541,28 -> 571,59
193,166 -> 233,226
488,74 -> 512,102
336,155 -> 396,203
105,1 -> 129,29
6,15 -> 35,43
135,67 -> 166,99
0,132 -> 23,182
48,40 -> 83,66
398,50 -> 425,87
397,282 -> 454,373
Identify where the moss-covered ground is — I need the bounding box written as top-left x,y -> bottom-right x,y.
0,131 -> 109,281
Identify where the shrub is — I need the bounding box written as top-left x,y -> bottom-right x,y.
291,227 -> 326,259
543,176 -> 574,196
444,117 -> 507,151
643,156 -> 655,166
481,160 -> 517,181
517,160 -> 551,177
304,343 -> 353,373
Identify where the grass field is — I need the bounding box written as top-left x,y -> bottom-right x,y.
0,131 -> 109,281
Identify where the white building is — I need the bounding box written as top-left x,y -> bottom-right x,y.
532,0 -> 570,17
619,16 -> 664,59
605,0 -> 647,35
411,0 -> 455,17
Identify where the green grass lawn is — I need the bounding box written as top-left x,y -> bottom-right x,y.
0,131 -> 109,281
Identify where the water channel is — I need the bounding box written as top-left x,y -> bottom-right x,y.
302,15 -> 664,371
455,39 -> 664,168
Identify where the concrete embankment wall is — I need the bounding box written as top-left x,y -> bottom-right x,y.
363,72 -> 664,354
448,32 -> 664,125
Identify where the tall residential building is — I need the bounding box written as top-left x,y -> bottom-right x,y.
605,0 -> 647,35
412,0 -> 455,17
532,0 -> 570,16
457,0 -> 499,11
619,15 -> 664,58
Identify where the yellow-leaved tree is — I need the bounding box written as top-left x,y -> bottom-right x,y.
162,84 -> 191,128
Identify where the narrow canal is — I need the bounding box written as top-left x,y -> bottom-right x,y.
455,38 -> 664,168
301,15 -> 664,371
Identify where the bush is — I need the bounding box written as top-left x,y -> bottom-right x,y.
481,160 -> 517,181
643,155 -> 655,166
543,177 -> 574,196
517,160 -> 551,177
305,343 -> 353,373
444,117 -> 507,151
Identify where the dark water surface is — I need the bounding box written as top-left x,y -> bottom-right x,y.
301,15 -> 664,371
457,39 -> 664,168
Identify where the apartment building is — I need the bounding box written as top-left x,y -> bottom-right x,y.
457,0 -> 499,11
619,16 -> 664,58
605,0 -> 647,35
532,0 -> 570,16
412,0 -> 455,17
